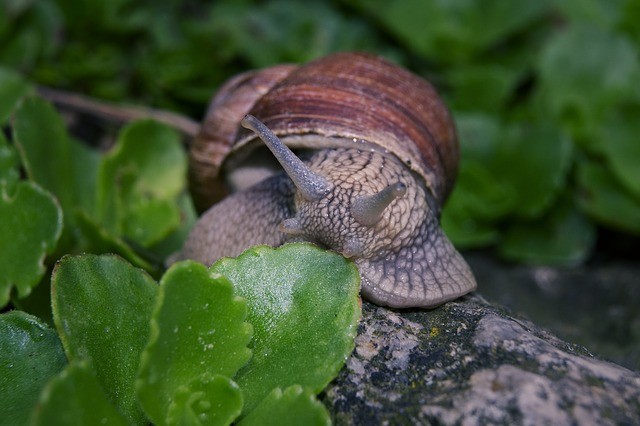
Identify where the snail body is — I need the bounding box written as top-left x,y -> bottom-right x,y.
180,52 -> 476,308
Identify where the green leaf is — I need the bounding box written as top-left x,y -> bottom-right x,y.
0,181 -> 62,307
0,67 -> 32,124
31,361 -> 128,426
499,196 -> 596,265
238,386 -> 330,426
68,137 -> 101,214
448,64 -> 521,113
441,161 -> 513,248
577,159 -> 640,235
441,211 -> 499,249
0,1 -> 61,70
598,104 -> 640,197
493,121 -> 573,218
555,0 -> 625,30
166,375 -> 243,426
124,198 -> 181,246
10,273 -> 54,326
455,113 -> 503,163
51,254 -> 158,425
349,0 -> 551,62
137,260 -> 251,425
537,24 -> 640,135
12,96 -> 98,216
619,0 -> 640,45
208,0 -> 389,68
447,160 -> 516,221
0,132 -> 20,190
0,311 -> 67,426
75,211 -> 157,274
147,192 -> 197,260
12,96 -> 101,255
96,119 -> 186,247
210,243 -> 361,413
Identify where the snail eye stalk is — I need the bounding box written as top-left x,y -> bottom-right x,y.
351,182 -> 407,227
241,114 -> 332,201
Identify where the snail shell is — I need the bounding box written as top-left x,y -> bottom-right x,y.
189,64 -> 297,210
181,52 -> 476,308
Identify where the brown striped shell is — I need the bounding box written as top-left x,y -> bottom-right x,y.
188,64 -> 297,212
189,52 -> 458,213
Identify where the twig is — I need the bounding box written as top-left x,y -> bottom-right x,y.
37,86 -> 200,138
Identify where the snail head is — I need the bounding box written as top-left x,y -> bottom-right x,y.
241,114 -> 427,260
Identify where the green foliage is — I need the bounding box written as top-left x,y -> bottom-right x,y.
3,246 -> 359,424
536,23 -> 639,138
597,105 -> 640,198
206,0 -> 393,69
9,94 -> 189,272
0,311 -> 67,426
165,375 -> 243,426
1,0 -> 639,421
74,210 -> 157,272
31,361 -> 129,426
238,386 -> 331,426
211,244 -> 361,413
2,110 -> 63,308
137,261 -> 251,424
499,195 -> 596,265
577,160 -> 640,234
13,96 -> 91,214
0,132 -> 20,186
343,0 -> 640,261
1,0 -> 391,115
0,17 -> 365,419
12,96 -> 99,254
492,122 -> 573,218
5,92 -> 192,294
52,254 -> 158,424
349,0 -> 551,64
96,120 -> 186,247
0,181 -> 62,306
0,67 -> 33,124
3,0 -> 639,264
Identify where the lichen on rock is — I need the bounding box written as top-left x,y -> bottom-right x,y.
322,295 -> 640,425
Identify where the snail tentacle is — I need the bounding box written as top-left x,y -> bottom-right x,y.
279,217 -> 304,235
351,182 -> 407,227
342,237 -> 365,258
241,114 -> 332,201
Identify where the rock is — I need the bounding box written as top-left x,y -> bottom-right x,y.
467,253 -> 640,371
322,295 -> 640,425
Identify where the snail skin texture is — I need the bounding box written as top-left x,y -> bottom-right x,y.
179,52 -> 476,308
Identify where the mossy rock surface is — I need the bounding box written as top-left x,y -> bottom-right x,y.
323,294 -> 640,425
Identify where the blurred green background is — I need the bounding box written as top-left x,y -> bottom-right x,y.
2,0 -> 640,266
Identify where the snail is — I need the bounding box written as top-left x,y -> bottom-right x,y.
179,52 -> 476,308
